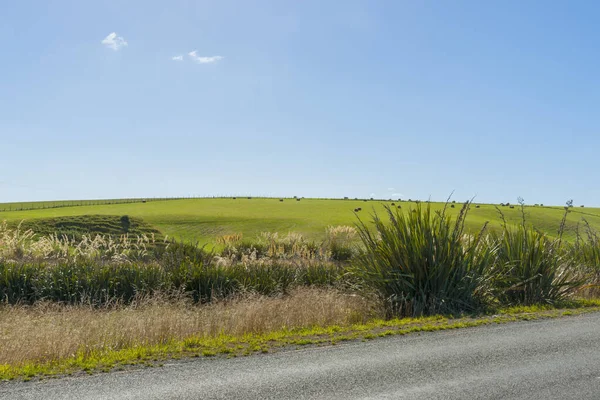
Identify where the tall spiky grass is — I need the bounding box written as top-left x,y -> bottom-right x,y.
570,220 -> 600,297
353,203 -> 495,317
491,224 -> 586,305
0,256 -> 346,306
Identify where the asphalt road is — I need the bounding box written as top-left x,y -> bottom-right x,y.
3,313 -> 600,400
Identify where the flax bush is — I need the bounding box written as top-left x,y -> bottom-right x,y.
353,203 -> 496,317
490,224 -> 586,305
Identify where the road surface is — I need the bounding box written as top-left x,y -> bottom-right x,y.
3,312 -> 600,399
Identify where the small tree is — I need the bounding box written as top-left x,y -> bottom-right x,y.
120,215 -> 131,233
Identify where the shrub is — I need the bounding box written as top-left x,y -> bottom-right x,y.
120,215 -> 131,233
353,203 -> 495,317
0,261 -> 168,305
491,225 -> 585,305
0,256 -> 344,306
325,226 -> 357,262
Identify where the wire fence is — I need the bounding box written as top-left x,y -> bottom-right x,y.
0,197 -> 191,212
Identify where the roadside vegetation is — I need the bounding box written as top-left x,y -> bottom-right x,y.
1,199 -> 599,381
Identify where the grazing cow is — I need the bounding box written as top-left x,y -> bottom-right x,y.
279,199 -> 284,202
391,203 -> 395,206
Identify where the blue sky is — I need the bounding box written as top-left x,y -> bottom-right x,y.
1,1 -> 599,206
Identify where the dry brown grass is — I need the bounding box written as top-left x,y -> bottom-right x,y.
0,288 -> 377,366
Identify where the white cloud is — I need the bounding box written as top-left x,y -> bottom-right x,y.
101,32 -> 127,51
391,193 -> 404,198
387,187 -> 395,191
171,55 -> 183,61
188,51 -> 223,64
369,193 -> 376,198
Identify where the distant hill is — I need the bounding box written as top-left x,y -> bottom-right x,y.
0,198 -> 598,246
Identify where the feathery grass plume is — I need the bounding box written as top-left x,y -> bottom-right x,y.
0,221 -> 36,259
325,225 -> 358,261
254,232 -> 324,260
0,220 -> 159,264
353,202 -> 495,318
216,233 -> 243,246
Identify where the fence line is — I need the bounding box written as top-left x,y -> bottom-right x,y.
0,197 -> 190,213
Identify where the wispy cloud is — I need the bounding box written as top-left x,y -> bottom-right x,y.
101,32 -> 127,51
387,187 -> 395,191
188,51 -> 223,64
171,55 -> 183,61
391,193 -> 404,198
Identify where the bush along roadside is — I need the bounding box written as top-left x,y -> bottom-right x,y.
0,203 -> 598,311
352,202 -> 596,318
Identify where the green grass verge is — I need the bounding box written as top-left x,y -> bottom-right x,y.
3,299 -> 600,382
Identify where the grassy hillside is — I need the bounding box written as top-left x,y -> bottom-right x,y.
11,215 -> 162,240
0,198 -> 599,245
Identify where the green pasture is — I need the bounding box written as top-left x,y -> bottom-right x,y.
0,198 -> 599,246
